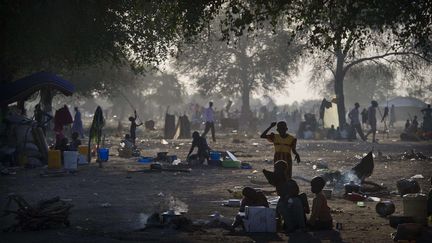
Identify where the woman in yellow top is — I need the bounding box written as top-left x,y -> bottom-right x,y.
261,121 -> 301,178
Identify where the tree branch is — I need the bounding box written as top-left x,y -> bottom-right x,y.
344,52 -> 432,73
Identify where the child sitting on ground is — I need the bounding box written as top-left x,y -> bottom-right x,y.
231,187 -> 269,231
118,134 -> 135,158
277,179 -> 306,233
69,132 -> 81,151
261,121 -> 300,178
187,131 -> 210,165
309,176 -> 333,230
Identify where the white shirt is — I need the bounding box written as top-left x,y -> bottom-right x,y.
203,107 -> 214,122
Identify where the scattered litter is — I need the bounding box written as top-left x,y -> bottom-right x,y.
172,159 -> 181,165
252,170 -> 258,174
223,199 -> 241,207
100,202 -> 111,208
175,147 -> 180,150
158,192 -> 165,197
410,174 -> 424,179
252,142 -> 259,146
161,139 -> 169,145
367,196 -> 381,202
357,201 -> 365,207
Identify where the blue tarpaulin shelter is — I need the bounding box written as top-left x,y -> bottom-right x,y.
0,71 -> 75,106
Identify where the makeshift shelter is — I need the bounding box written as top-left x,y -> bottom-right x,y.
164,113 -> 176,139
0,72 -> 75,106
173,115 -> 191,139
384,97 -> 427,122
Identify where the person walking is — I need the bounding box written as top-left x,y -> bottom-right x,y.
202,101 -> 216,142
348,103 -> 366,141
365,100 -> 378,143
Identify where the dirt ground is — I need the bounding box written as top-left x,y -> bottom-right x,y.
1,129 -> 432,243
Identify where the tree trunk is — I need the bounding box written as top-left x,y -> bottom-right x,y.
241,82 -> 251,120
334,50 -> 347,127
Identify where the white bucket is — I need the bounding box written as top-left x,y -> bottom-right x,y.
64,151 -> 78,170
78,154 -> 88,164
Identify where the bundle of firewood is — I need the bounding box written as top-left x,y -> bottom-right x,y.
2,194 -> 73,231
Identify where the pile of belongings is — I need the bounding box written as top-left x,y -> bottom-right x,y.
2,195 -> 73,231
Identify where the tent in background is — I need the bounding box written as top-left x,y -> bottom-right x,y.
384,97 -> 427,122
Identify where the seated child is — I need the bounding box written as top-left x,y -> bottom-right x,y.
277,179 -> 306,233
69,132 -> 81,151
308,177 -> 333,230
263,160 -> 289,196
55,137 -> 69,152
187,131 -> 210,165
232,187 -> 269,230
118,134 -> 135,158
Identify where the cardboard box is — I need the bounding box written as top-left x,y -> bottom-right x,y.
243,206 -> 276,232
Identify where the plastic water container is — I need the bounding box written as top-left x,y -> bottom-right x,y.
48,150 -> 62,169
98,148 -> 109,162
63,151 -> 78,170
403,193 -> 428,225
210,152 -> 221,161
77,145 -> 89,164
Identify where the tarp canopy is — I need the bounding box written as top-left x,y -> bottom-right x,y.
386,97 -> 426,108
0,71 -> 75,106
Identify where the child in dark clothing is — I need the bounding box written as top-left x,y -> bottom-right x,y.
55,137 -> 70,151
277,179 -> 306,233
129,110 -> 142,146
231,187 -> 269,230
309,177 -> 333,230
187,131 -> 210,165
69,132 -> 81,151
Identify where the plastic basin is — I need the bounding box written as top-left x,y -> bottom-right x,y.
98,148 -> 109,162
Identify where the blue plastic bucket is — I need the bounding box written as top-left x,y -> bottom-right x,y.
209,152 -> 221,161
98,148 -> 109,162
138,157 -> 153,163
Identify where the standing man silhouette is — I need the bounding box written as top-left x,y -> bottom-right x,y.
202,102 -> 216,142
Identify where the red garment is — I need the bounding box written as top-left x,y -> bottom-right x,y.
54,106 -> 73,132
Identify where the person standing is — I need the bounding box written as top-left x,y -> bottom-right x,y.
348,103 -> 366,141
365,100 -> 378,143
34,104 -> 53,135
72,107 -> 84,138
129,110 -> 142,146
389,104 -> 396,128
202,101 -> 216,142
361,108 -> 368,129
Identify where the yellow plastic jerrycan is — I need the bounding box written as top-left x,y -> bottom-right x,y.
48,150 -> 62,169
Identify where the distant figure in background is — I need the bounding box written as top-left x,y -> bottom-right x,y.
34,104 -> 53,135
72,107 -> 84,138
202,101 -> 216,142
405,119 -> 411,131
69,132 -> 82,151
389,104 -> 396,128
411,116 -> 419,133
187,131 -> 211,165
326,125 -> 337,139
365,100 -> 378,143
361,108 -> 368,129
348,103 -> 366,141
422,104 -> 432,132
129,110 -> 142,146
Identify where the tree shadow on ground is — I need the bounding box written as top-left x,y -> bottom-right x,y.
288,230 -> 345,243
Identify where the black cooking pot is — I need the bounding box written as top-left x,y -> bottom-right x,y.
376,201 -> 395,217
344,182 -> 361,194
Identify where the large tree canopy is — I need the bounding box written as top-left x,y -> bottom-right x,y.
0,0 -> 222,83
217,0 -> 432,126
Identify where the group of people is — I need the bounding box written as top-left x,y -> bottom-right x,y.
230,121 -> 332,233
